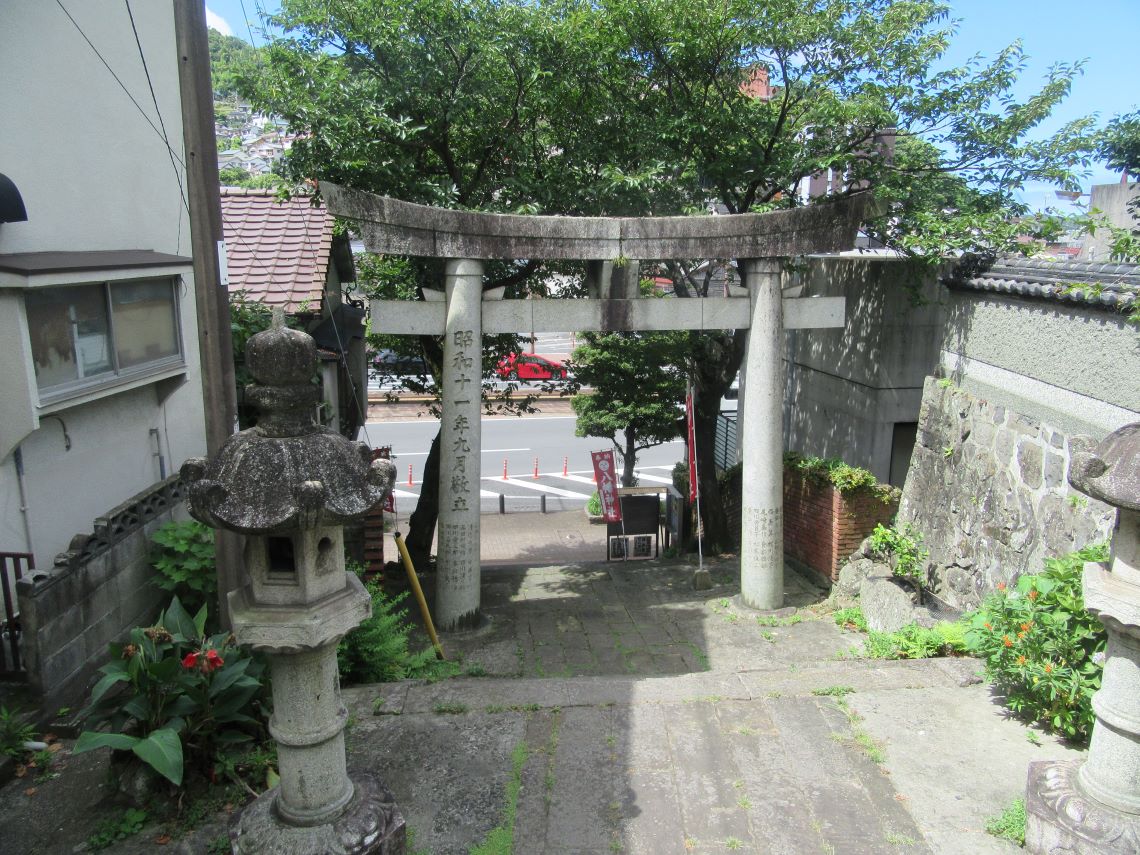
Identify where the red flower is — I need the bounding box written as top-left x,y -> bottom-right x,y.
1020,622 -> 1033,632
996,582 -> 1006,591
1028,589 -> 1039,601
1044,663 -> 1053,673
181,649 -> 225,673
1002,635 -> 1014,648
983,622 -> 993,631
1017,655 -> 1027,666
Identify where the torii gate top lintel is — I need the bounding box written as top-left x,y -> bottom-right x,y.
320,182 -> 867,262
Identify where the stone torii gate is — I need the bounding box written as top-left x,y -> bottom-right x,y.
323,183 -> 866,630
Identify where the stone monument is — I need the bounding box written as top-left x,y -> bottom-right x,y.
1025,422 -> 1140,854
181,310 -> 404,854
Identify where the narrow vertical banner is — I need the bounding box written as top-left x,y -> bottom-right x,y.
590,450 -> 622,523
686,389 -> 698,502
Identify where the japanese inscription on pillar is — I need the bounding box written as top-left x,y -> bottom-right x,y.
448,328 -> 476,513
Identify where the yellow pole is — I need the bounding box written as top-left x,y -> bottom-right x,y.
393,531 -> 445,660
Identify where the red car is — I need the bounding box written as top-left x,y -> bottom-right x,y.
496,353 -> 567,381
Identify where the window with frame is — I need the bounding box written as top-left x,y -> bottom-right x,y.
24,277 -> 182,400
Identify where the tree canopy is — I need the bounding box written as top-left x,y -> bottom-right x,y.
243,0 -> 1099,551
570,329 -> 688,487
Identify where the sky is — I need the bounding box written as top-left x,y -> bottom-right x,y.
205,0 -> 1140,211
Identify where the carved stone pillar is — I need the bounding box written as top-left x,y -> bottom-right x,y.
739,259 -> 785,610
437,259 -> 484,630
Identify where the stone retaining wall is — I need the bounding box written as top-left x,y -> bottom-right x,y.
898,378 -> 1116,611
16,476 -> 184,711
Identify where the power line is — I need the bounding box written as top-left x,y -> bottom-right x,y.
238,0 -> 259,48
124,0 -> 190,221
53,0 -> 187,170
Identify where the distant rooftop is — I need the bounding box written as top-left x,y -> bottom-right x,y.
220,188 -> 348,310
947,256 -> 1139,314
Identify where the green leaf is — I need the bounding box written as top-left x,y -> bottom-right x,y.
73,731 -> 139,754
131,728 -> 183,786
164,596 -> 198,642
89,671 -> 130,706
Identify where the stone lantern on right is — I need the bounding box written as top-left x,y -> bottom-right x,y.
1026,422 -> 1140,854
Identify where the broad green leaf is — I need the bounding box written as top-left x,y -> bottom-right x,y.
131,728 -> 184,786
164,596 -> 198,642
89,671 -> 129,705
73,731 -> 138,754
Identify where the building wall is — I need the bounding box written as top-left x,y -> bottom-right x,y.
0,2 -> 206,571
1079,182 -> 1140,262
781,256 -> 947,483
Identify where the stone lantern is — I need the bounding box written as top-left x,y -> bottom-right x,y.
181,311 -> 403,854
1025,422 -> 1140,854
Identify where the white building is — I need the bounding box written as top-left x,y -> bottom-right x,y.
0,3 -> 207,580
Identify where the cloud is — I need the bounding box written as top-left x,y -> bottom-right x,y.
205,7 -> 233,36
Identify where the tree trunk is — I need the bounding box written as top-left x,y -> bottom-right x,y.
621,429 -> 637,487
405,428 -> 441,569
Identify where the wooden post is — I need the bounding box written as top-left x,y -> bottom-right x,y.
173,0 -> 242,624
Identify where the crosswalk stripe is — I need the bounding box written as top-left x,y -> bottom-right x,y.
499,477 -> 592,499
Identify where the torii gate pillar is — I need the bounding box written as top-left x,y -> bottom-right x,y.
740,259 -> 785,610
438,259 -> 484,630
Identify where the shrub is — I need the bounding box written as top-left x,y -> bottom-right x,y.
338,565 -> 439,685
151,521 -> 217,619
864,622 -> 967,660
74,596 -> 267,787
966,543 -> 1109,742
869,522 -> 929,594
0,705 -> 35,759
783,452 -> 898,502
985,798 -> 1026,846
586,491 -> 602,516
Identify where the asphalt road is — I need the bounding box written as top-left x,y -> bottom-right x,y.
360,410 -> 684,513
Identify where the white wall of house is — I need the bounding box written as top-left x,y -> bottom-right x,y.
0,1 -> 207,571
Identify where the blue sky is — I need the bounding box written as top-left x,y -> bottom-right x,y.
206,0 -> 1139,210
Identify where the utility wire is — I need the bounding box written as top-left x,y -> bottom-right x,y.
238,0 -> 259,48
53,0 -> 186,170
124,0 -> 190,237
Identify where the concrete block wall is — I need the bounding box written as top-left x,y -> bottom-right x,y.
16,479 -> 185,711
898,378 -> 1116,611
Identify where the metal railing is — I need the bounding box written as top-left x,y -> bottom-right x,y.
0,552 -> 32,675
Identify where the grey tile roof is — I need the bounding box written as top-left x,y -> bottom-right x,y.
946,256 -> 1139,313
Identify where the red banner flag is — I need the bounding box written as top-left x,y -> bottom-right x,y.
590,450 -> 622,522
686,391 -> 697,502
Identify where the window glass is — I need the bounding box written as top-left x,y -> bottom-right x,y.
25,286 -> 113,388
110,279 -> 178,368
25,278 -> 181,398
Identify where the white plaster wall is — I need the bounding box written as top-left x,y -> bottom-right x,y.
0,1 -> 192,256
0,2 -> 207,570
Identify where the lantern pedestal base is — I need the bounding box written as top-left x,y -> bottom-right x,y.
1026,760 -> 1140,855
231,772 -> 406,855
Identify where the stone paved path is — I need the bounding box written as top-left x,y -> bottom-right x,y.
341,545 -> 1087,855
0,511 -> 1088,854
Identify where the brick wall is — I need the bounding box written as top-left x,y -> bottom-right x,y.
783,470 -> 898,585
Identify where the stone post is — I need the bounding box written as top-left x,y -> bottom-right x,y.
437,259 -> 484,630
739,259 -> 785,611
1026,422 -> 1140,854
181,311 -> 404,854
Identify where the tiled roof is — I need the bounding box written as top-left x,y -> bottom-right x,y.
946,256 -> 1139,313
220,188 -> 332,310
